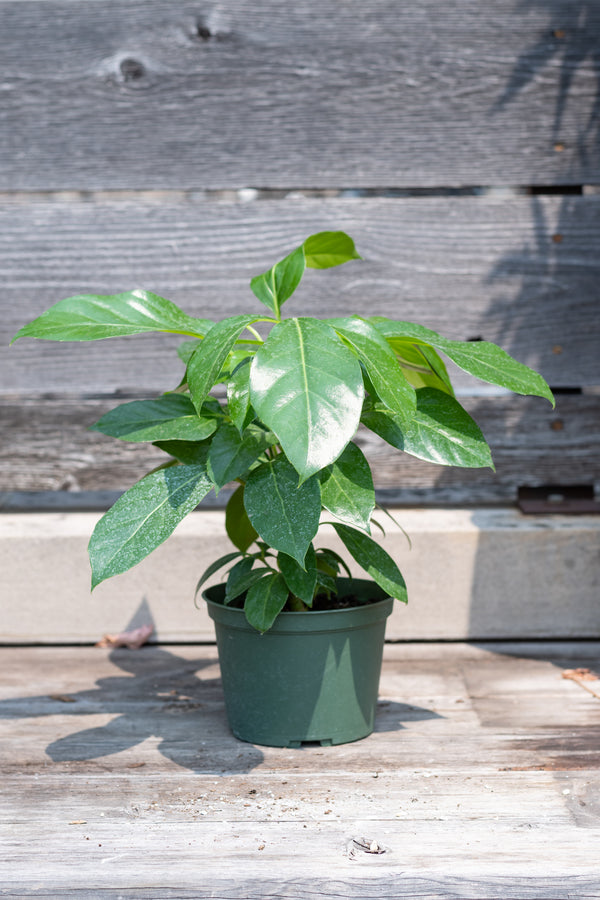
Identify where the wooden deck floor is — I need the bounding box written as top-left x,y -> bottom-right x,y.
1,642 -> 599,899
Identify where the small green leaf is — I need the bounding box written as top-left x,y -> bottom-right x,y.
315,547 -> 353,580
392,340 -> 455,395
12,290 -> 212,343
332,524 -> 407,602
303,231 -> 361,269
91,395 -> 217,443
372,319 -> 554,405
226,565 -> 273,604
329,317 -> 416,416
278,545 -> 317,606
244,457 -> 321,566
225,484 -> 258,553
187,314 -> 260,414
250,318 -> 364,480
362,388 -> 494,469
250,245 -> 306,316
227,358 -> 253,432
208,424 -> 273,489
244,573 -> 289,632
319,442 -> 375,532
195,551 -> 243,601
89,465 -> 213,588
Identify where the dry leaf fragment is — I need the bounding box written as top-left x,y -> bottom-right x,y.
49,694 -> 76,703
96,624 -> 154,649
69,820 -> 87,825
562,668 -> 599,682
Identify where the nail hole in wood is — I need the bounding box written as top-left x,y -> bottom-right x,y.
120,58 -> 146,81
196,22 -> 212,40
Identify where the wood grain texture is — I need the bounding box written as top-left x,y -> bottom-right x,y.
4,195 -> 599,393
0,0 -> 598,189
1,393 -> 597,502
1,643 -> 599,896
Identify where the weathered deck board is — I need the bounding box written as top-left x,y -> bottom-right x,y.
4,196 -> 599,392
0,0 -> 597,189
1,643 -> 599,897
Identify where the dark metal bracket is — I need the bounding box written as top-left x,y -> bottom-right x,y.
518,484 -> 600,515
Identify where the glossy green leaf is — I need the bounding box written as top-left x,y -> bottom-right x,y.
226,562 -> 272,604
187,315 -> 260,414
90,395 -> 217,443
332,524 -> 407,602
250,318 -> 364,480
89,465 -> 213,588
372,319 -> 555,405
12,290 -> 212,343
329,317 -> 416,416
244,573 -> 289,632
250,246 -> 306,316
207,424 -> 273,489
244,457 -> 321,565
362,388 -> 494,469
303,231 -> 361,269
153,439 -> 212,466
225,484 -> 258,553
319,442 -> 375,532
227,358 -> 253,433
278,544 -> 317,606
315,547 -> 353,581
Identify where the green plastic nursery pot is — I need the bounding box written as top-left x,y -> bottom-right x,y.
204,578 -> 394,748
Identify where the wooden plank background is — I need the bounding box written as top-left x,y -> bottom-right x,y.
1,0 -> 599,509
0,0 -> 598,189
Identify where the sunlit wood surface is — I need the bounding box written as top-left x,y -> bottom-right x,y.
1,642 -> 599,898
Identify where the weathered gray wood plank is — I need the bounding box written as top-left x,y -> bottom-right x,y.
0,1 -> 598,189
1,393 -> 597,503
4,196 -> 599,392
1,643 -> 599,896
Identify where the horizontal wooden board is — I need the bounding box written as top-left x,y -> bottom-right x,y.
1,643 -> 600,896
0,1 -> 598,189
4,196 -> 599,393
1,393 -> 597,503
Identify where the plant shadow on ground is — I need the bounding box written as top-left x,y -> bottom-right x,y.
0,642 -> 441,772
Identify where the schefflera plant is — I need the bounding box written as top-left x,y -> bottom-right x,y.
13,231 -> 554,632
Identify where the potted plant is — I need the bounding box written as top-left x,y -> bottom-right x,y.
12,231 -> 553,747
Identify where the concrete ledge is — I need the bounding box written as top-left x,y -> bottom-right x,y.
1,509 -> 598,643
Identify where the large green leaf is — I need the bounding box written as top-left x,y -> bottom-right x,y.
12,290 -> 212,343
319,442 -> 375,532
244,573 -> 289,632
303,231 -> 361,269
89,465 -> 213,588
372,319 -> 554,405
250,246 -> 306,316
187,315 -> 260,414
225,484 -> 258,553
227,358 -> 253,433
329,317 -> 416,416
244,457 -> 321,566
362,388 -> 494,468
207,424 -> 273,489
278,545 -> 317,606
90,395 -> 217,443
250,318 -> 364,480
153,439 -> 212,466
332,524 -> 407,602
